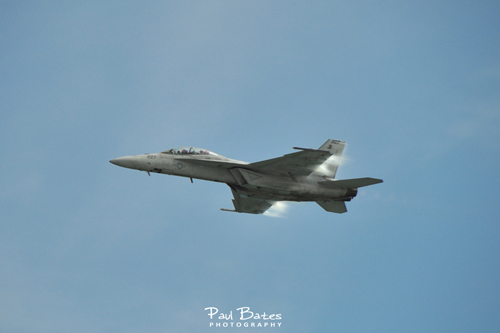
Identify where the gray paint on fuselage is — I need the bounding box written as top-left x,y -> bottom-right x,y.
124,153 -> 352,201
133,153 -> 245,184
110,140 -> 382,214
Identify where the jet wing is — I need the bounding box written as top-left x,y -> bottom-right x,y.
248,139 -> 345,177
221,187 -> 275,214
248,149 -> 332,177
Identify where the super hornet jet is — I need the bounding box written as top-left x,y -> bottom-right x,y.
110,139 -> 382,214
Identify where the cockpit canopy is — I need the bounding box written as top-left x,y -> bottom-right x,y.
161,146 -> 220,156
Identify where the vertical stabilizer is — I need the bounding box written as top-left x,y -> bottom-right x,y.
314,139 -> 345,178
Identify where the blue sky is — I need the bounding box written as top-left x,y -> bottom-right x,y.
1,1 -> 499,332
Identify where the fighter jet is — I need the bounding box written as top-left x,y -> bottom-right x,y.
110,139 -> 382,214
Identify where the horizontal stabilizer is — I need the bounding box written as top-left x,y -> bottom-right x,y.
319,177 -> 383,188
316,201 -> 347,214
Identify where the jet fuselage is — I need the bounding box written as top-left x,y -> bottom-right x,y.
110,152 -> 356,202
110,140 -> 382,214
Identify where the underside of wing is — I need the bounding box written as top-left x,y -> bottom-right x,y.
221,186 -> 275,214
248,150 -> 332,177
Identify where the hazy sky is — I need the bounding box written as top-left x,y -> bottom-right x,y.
1,1 -> 499,332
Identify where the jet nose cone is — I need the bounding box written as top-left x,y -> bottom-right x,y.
109,156 -> 138,169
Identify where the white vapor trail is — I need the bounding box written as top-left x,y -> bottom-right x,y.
264,201 -> 289,218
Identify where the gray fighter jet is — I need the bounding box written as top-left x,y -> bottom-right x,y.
110,139 -> 382,214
